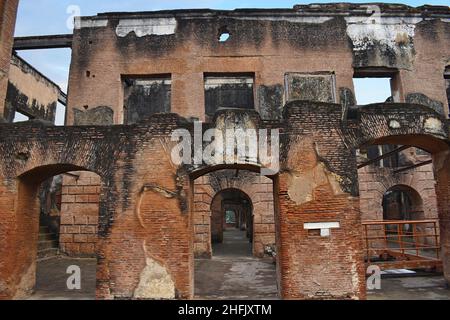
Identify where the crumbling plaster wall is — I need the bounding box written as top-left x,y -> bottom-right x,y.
1,3 -> 450,301
0,114 -> 194,300
401,19 -> 450,115
277,101 -> 365,299
66,11 -> 355,124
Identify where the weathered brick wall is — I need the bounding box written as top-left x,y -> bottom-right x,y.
0,103 -> 449,300
434,151 -> 450,282
278,101 -> 365,299
0,0 -> 19,120
192,175 -> 214,257
1,2 -> 450,302
67,5 -> 450,125
346,103 -> 449,150
0,115 -> 194,300
59,173 -> 100,257
66,9 -> 355,124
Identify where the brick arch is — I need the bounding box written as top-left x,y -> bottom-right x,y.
1,102 -> 449,299
191,168 -> 275,258
210,188 -> 253,207
358,164 -> 437,222
188,163 -> 273,181
184,108 -> 279,181
17,164 -> 96,182
0,129 -> 124,297
353,104 -> 446,224
349,104 -> 450,287
0,163 -> 107,299
2,115 -> 272,300
0,137 -> 117,182
348,103 -> 449,153
383,184 -> 424,220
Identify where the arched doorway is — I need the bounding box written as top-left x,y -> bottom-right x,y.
356,132 -> 449,298
380,184 -> 436,254
12,164 -> 101,299
190,165 -> 278,299
383,185 -> 424,232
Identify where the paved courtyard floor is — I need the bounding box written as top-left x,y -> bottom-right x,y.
367,275 -> 450,300
27,230 -> 450,300
28,256 -> 96,300
194,229 -> 278,299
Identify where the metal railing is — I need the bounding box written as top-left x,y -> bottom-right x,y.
362,219 -> 441,270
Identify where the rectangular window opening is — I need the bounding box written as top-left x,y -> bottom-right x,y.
225,210 -> 236,224
123,74 -> 171,124
204,73 -> 255,122
353,69 -> 401,105
55,102 -> 66,126
363,144 -> 400,168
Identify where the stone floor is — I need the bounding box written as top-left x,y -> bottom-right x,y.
26,230 -> 450,300
367,275 -> 450,300
194,228 -> 279,299
28,256 -> 96,300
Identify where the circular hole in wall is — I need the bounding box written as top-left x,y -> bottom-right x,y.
218,27 -> 231,42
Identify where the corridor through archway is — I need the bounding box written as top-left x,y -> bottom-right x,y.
193,171 -> 278,299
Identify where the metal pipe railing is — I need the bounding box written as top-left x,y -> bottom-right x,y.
362,219 -> 440,265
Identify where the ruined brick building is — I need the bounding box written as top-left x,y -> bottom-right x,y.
0,1 -> 450,300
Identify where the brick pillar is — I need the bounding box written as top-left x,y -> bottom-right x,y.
433,151 -> 450,285
0,0 -> 19,120
0,175 -> 40,299
277,173 -> 365,299
252,176 -> 275,257
278,103 -> 366,299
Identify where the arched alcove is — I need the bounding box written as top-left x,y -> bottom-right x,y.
382,184 -> 424,222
